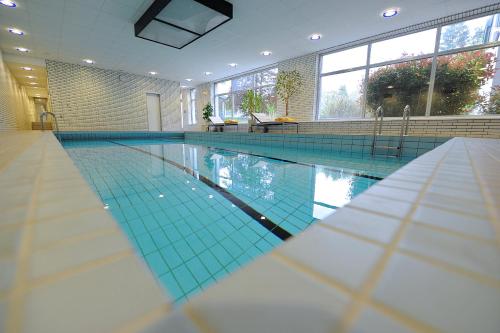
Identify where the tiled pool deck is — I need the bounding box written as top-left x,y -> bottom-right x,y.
0,131 -> 499,333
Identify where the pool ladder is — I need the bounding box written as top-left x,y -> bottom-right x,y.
40,111 -> 61,141
371,105 -> 410,158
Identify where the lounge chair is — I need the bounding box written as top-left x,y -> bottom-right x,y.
207,116 -> 238,132
250,113 -> 299,134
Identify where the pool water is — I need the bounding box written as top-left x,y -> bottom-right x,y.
63,138 -> 406,304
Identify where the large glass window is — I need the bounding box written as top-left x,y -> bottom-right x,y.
319,70 -> 365,118
370,29 -> 436,64
431,47 -> 499,115
367,58 -> 432,117
214,68 -> 278,122
317,12 -> 500,119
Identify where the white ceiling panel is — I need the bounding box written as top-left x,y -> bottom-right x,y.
0,0 -> 495,86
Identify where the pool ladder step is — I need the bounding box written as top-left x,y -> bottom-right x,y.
371,105 -> 410,158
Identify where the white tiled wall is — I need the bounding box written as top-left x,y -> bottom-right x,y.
46,60 -> 181,131
0,50 -> 35,130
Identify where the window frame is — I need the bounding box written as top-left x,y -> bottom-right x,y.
213,66 -> 278,121
188,88 -> 197,125
316,13 -> 500,120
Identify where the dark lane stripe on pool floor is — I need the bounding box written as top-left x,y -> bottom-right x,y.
108,140 -> 292,241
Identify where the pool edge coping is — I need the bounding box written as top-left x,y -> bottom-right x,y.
0,131 -> 498,333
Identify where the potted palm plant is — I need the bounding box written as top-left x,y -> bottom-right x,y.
202,103 -> 213,131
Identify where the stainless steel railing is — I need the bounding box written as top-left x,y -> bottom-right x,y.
40,111 -> 60,141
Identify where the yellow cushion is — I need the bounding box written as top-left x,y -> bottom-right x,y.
224,119 -> 238,124
274,117 -> 296,122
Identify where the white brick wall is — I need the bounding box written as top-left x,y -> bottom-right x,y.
0,50 -> 34,131
46,60 -> 181,131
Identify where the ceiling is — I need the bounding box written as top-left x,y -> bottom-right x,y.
0,0 -> 495,87
5,56 -> 48,98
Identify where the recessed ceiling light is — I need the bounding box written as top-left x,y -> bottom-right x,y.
16,47 -> 29,53
8,27 -> 24,36
21,66 -> 32,71
228,63 -> 237,67
29,82 -> 37,85
149,71 -> 158,75
83,59 -> 95,64
382,8 -> 399,18
0,0 -> 16,8
204,71 -> 212,76
309,34 -> 321,41
26,75 -> 36,79
185,78 -> 192,81
260,50 -> 272,56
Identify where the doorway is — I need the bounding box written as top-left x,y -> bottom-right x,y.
146,93 -> 161,131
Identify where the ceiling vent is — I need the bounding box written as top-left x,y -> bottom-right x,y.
135,0 -> 233,49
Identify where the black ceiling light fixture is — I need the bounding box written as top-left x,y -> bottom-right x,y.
135,0 -> 233,49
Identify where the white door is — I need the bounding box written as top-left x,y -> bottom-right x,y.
147,93 -> 161,131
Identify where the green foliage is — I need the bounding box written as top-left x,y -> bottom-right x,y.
366,50 -> 495,116
240,90 -> 263,115
276,70 -> 303,116
266,103 -> 277,117
202,103 -> 213,121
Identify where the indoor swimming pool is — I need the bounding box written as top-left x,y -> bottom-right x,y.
62,138 -> 407,304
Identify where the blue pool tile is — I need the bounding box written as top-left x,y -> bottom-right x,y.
210,244 -> 233,266
160,245 -> 183,269
135,233 -> 157,255
173,239 -> 195,261
172,265 -> 198,293
145,251 -> 169,276
186,257 -> 211,284
198,251 -> 223,275
151,229 -> 171,248
159,272 -> 183,300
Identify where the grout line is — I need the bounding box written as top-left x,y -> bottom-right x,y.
317,222 -> 388,247
397,249 -> 500,289
412,220 -> 498,244
184,304 -> 218,333
334,138 -> 453,333
464,140 -> 500,246
32,226 -> 122,251
367,299 -> 441,333
271,252 -> 354,295
112,304 -> 171,333
4,138 -> 45,333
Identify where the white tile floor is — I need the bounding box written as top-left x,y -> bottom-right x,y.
0,132 -> 499,333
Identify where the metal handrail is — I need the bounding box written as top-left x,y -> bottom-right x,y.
371,106 -> 383,155
397,105 -> 411,158
40,111 -> 60,141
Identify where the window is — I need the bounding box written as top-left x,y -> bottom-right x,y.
431,47 -> 499,115
317,13 -> 500,119
319,70 -> 365,118
188,89 -> 197,125
214,68 -> 278,122
370,29 -> 436,64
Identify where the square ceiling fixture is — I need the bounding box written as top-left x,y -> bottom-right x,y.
135,0 -> 233,49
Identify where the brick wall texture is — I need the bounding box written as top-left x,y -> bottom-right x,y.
46,60 -> 181,131
0,50 -> 34,131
